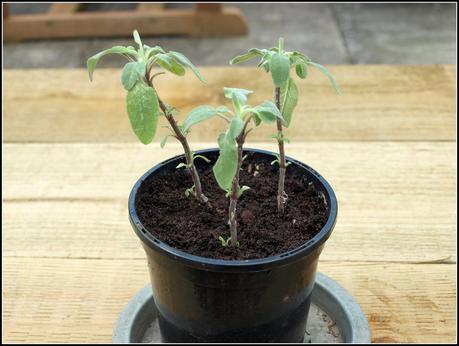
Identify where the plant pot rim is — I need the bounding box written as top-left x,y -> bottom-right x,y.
129,147 -> 338,271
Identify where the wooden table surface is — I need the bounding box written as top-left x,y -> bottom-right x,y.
3,66 -> 457,343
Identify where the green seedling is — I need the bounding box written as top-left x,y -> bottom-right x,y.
230,38 -> 340,213
87,30 -> 209,203
210,87 -> 284,247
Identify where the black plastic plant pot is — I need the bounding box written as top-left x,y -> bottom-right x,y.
128,148 -> 338,343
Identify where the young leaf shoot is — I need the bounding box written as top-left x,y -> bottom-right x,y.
211,87 -> 283,247
230,38 -> 340,214
87,30 -> 210,203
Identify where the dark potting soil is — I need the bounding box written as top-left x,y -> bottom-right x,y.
135,153 -> 329,260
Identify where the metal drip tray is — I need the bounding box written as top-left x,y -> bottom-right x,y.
113,272 -> 371,343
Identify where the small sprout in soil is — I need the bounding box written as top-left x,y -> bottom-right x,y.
213,87 -> 284,247
230,38 -> 340,214
219,236 -> 240,248
87,30 -> 209,203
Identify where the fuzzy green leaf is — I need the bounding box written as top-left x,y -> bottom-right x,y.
133,30 -> 142,47
183,105 -> 218,133
213,133 -> 238,192
307,61 -> 341,94
154,53 -> 185,76
270,53 -> 290,87
251,101 -> 283,124
228,117 -> 245,139
290,51 -> 309,61
216,105 -> 230,113
238,185 -> 251,198
224,87 -> 253,112
169,51 -> 206,83
257,53 -> 272,73
126,82 -> 160,144
121,61 -> 146,91
230,48 -> 267,65
295,62 -> 308,79
87,46 -> 136,81
193,154 -> 210,163
145,45 -> 166,59
223,87 -> 252,104
253,114 -> 262,126
230,52 -> 257,65
160,135 -> 169,148
280,77 -> 298,127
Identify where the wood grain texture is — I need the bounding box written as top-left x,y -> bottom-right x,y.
2,66 -> 456,344
3,198 -> 455,264
2,257 -> 456,343
48,3 -> 80,14
3,8 -> 248,41
3,142 -> 456,263
136,3 -> 164,11
3,66 -> 456,142
196,3 -> 223,12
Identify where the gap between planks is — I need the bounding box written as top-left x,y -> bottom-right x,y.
3,142 -> 456,263
3,198 -> 456,263
3,66 -> 456,142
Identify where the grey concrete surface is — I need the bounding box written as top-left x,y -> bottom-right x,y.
331,3 -> 457,64
3,3 -> 456,68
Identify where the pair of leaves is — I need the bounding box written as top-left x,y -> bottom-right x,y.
87,46 -> 137,81
145,45 -> 165,59
288,51 -> 340,94
251,101 -> 283,125
229,41 -> 341,133
126,82 -> 160,144
148,51 -> 206,83
121,61 -> 146,90
229,48 -> 267,65
230,42 -> 290,87
212,95 -> 283,192
182,105 -> 229,133
87,30 -> 210,146
88,30 -> 206,85
154,53 -> 185,76
224,87 -> 252,113
169,51 -> 206,83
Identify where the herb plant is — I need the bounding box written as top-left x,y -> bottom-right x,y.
230,38 -> 340,214
87,30 -> 209,203
209,87 -> 283,247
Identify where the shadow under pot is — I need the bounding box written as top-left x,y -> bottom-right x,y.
128,148 -> 338,343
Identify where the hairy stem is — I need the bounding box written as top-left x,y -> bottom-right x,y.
146,74 -> 207,203
228,118 -> 251,247
275,87 -> 287,214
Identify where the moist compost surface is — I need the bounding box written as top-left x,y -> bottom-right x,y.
135,153 -> 329,260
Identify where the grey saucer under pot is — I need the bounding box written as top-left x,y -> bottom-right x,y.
113,272 -> 371,343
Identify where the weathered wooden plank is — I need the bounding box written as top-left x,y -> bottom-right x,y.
3,66 -> 456,142
196,3 -> 222,12
3,7 -> 248,41
137,3 -> 164,11
3,199 -> 455,263
2,258 -> 456,343
4,142 -> 455,199
48,3 -> 80,14
3,2 -> 10,19
3,142 -> 456,262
